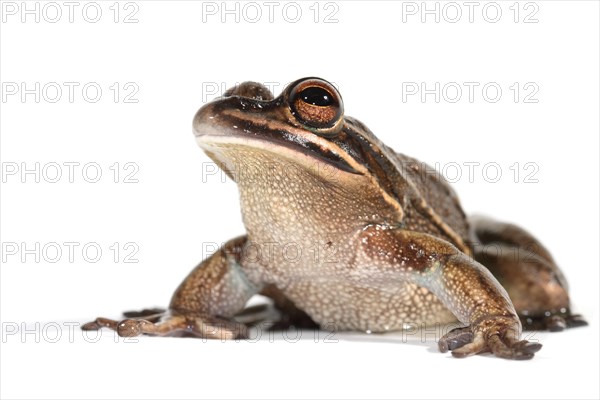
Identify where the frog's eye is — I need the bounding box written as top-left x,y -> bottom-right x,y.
287,78 -> 344,137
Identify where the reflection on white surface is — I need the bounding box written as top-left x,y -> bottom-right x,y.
1,319 -> 597,399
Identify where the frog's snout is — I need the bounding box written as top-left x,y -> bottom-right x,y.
193,81 -> 275,138
223,81 -> 274,101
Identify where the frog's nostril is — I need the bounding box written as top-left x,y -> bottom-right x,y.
223,81 -> 274,101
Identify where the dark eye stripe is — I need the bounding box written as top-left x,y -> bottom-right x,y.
221,111 -> 361,175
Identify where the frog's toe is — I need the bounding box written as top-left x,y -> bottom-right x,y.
438,326 -> 474,353
438,327 -> 487,358
487,336 -> 542,360
565,314 -> 588,329
482,317 -> 542,360
83,317 -> 168,337
117,319 -> 153,337
82,308 -> 168,332
546,315 -> 568,332
448,332 -> 487,358
81,317 -> 119,331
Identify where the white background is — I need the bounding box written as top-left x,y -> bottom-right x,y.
1,1 -> 599,399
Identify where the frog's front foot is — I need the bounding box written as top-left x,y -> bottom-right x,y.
81,309 -> 249,340
438,316 -> 542,360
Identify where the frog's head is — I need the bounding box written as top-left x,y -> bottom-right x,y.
193,78 -> 358,173
193,78 -> 407,221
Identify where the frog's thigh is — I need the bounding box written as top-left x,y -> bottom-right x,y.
470,216 -> 587,331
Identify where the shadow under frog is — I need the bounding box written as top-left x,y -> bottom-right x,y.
83,77 -> 586,360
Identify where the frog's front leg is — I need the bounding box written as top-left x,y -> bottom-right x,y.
359,225 -> 542,360
82,236 -> 258,339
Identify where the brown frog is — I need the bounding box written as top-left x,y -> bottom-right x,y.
84,77 -> 586,359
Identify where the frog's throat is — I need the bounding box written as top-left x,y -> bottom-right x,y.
196,134 -> 405,222
196,133 -> 362,176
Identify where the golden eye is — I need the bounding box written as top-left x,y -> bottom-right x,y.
287,78 -> 344,137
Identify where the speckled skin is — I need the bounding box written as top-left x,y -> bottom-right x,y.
83,78 -> 586,359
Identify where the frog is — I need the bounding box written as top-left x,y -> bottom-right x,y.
83,77 -> 587,360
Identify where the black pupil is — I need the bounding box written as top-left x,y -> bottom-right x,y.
300,86 -> 334,107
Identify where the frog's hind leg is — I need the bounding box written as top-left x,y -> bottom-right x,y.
470,216 -> 587,331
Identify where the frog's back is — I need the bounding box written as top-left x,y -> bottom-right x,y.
390,151 -> 470,244
342,117 -> 470,250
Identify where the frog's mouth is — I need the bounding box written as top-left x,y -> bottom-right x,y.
195,127 -> 363,180
193,95 -> 364,177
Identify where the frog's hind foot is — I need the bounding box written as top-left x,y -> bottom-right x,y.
521,310 -> 588,332
81,309 -> 249,339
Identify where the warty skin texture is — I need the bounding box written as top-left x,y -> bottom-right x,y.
83,77 -> 586,359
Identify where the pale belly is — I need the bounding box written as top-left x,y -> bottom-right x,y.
280,280 -> 457,332
240,211 -> 458,332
